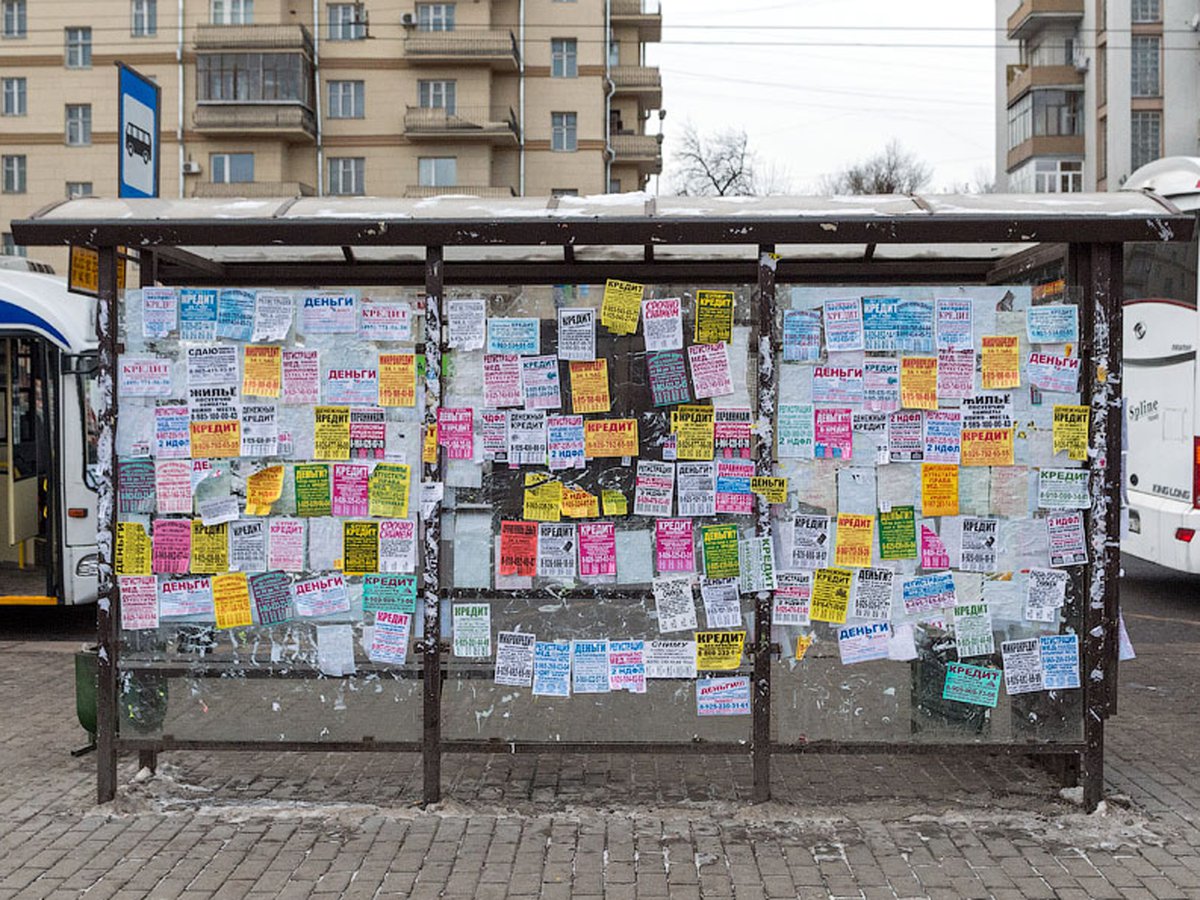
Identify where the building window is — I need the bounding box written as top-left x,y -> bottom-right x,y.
65,28 -> 92,68
327,80 -> 364,118
66,104 -> 92,146
328,157 -> 364,195
66,181 -> 93,198
418,80 -> 456,112
551,188 -> 578,196
328,4 -> 365,40
1,233 -> 25,257
608,178 -> 621,193
1131,36 -> 1160,97
132,0 -> 157,35
551,111 -> 577,152
197,53 -> 313,105
1097,115 -> 1107,181
1131,0 -> 1160,22
2,77 -> 25,116
1007,89 -> 1083,150
2,155 -> 25,193
418,157 -> 456,187
551,39 -> 577,78
210,152 -> 254,183
416,3 -> 454,31
608,38 -> 619,68
2,0 -> 24,38
1131,110 -> 1162,171
211,0 -> 253,24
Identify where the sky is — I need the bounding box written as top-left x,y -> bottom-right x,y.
646,0 -> 997,194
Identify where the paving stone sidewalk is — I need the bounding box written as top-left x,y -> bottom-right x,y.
2,597 -> 1200,900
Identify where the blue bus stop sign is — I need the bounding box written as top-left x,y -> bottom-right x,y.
117,63 -> 160,199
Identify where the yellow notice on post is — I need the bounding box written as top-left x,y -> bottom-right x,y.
795,633 -> 815,661
190,420 -> 240,458
600,278 -> 644,335
900,356 -> 938,410
561,486 -> 599,518
981,335 -> 1021,389
694,290 -> 734,345
750,476 -> 788,504
242,345 -> 282,397
570,360 -> 611,414
190,521 -> 229,574
212,572 -> 252,629
833,513 -> 874,568
422,423 -> 438,464
602,489 -> 628,517
368,463 -> 411,519
809,567 -> 852,624
921,463 -> 960,517
961,428 -> 1014,467
342,521 -> 380,574
584,418 -> 638,458
378,353 -> 417,407
523,480 -> 563,522
246,465 -> 285,516
671,404 -> 715,460
115,522 -> 151,575
314,405 -> 351,460
1053,404 -> 1090,461
695,629 -> 745,670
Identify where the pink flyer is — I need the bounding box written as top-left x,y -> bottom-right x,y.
920,524 -> 950,570
437,408 -> 474,460
687,341 -> 734,399
936,348 -> 974,399
715,459 -> 754,516
813,407 -> 853,460
331,464 -> 370,517
655,518 -> 695,572
281,349 -> 320,405
155,460 -> 193,515
483,354 -> 523,408
119,576 -> 159,630
152,519 -> 192,574
714,408 -> 752,458
268,518 -> 306,571
579,521 -> 617,577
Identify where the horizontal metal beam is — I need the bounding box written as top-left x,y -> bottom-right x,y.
119,738 -> 424,753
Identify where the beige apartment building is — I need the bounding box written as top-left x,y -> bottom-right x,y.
0,0 -> 663,271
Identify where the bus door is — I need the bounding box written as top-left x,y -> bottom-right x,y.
0,336 -> 57,602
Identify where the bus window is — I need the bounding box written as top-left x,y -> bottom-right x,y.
66,353 -> 99,489
9,338 -> 48,481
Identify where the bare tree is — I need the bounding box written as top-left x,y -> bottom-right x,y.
820,140 -> 933,195
669,122 -> 789,196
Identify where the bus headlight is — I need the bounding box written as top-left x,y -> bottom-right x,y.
75,553 -> 99,577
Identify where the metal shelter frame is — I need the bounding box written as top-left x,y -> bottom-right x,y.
15,191 -> 1193,811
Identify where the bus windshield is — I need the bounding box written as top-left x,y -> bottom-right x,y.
68,353 -> 99,489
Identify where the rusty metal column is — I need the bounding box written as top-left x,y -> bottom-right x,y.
96,245 -> 120,803
751,246 -> 778,803
1078,241 -> 1123,812
421,245 -> 444,806
136,255 -> 157,778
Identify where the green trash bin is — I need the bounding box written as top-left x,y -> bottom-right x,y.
74,648 -> 169,753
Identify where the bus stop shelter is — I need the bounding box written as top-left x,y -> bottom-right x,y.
14,191 -> 1193,811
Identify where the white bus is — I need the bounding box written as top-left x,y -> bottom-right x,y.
0,265 -> 98,605
1121,157 -> 1200,573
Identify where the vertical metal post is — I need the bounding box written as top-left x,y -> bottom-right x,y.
136,254 -> 158,778
96,245 -> 120,803
751,246 -> 778,803
421,246 -> 444,806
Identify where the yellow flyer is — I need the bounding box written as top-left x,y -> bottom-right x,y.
921,463 -> 960,517
212,572 -> 252,630
960,428 -> 1014,466
584,418 -> 639,458
342,521 -> 380,574
900,357 -> 938,410
242,345 -> 282,397
570,360 -> 611,414
313,406 -> 351,460
378,353 -> 417,407
750,476 -> 788,504
600,278 -> 644,335
671,404 -> 716,460
981,335 -> 1021,389
189,420 -> 240,458
694,289 -> 734,345
523,480 -> 563,522
602,489 -> 628,516
422,423 -> 438,464
809,568 -> 852,624
115,522 -> 151,575
561,486 -> 599,518
695,630 -> 745,671
190,521 -> 229,574
833,513 -> 874,568
368,463 -> 411,518
245,465 -> 285,516
795,634 -> 815,661
1053,404 -> 1090,461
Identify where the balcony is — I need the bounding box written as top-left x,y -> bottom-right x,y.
403,106 -> 520,144
611,0 -> 662,43
1007,0 -> 1084,40
193,181 -> 315,199
193,103 -> 317,142
611,132 -> 663,174
194,23 -> 313,53
402,28 -> 519,69
1006,63 -> 1085,103
1007,134 -> 1085,171
403,185 -> 517,199
611,65 -> 662,108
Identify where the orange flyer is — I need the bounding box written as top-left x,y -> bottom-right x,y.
242,345 -> 282,397
378,353 -> 417,407
570,360 -> 611,414
584,418 -> 639,458
900,357 -> 938,410
833,513 -> 874,568
921,463 -> 960,517
961,428 -> 1014,466
189,420 -> 241,458
981,335 -> 1021,389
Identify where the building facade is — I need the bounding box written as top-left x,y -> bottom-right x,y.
995,0 -> 1189,193
0,0 -> 663,270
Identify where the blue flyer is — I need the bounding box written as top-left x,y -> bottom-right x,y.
1026,305 -> 1079,344
178,288 -> 218,341
487,317 -> 541,355
532,641 -> 572,697
896,299 -> 934,353
782,309 -> 822,361
215,288 -> 256,341
862,297 -> 898,351
1039,633 -> 1081,689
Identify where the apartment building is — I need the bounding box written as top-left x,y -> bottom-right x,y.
995,0 -> 1191,193
0,0 -> 664,271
